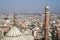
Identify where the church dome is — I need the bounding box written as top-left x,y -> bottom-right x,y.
23,29 -> 32,35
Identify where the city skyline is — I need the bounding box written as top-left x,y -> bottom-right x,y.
0,0 -> 60,14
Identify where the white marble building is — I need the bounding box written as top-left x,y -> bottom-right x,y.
1,26 -> 34,40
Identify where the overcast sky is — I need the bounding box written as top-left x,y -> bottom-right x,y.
0,0 -> 60,14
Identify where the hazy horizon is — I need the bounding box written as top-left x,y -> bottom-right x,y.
0,0 -> 60,14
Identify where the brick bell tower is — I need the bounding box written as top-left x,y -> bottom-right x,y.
44,5 -> 50,40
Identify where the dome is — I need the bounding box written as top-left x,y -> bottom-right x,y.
45,5 -> 49,9
23,29 -> 34,40
23,35 -> 34,40
1,27 -> 26,40
23,29 -> 32,35
6,27 -> 22,36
